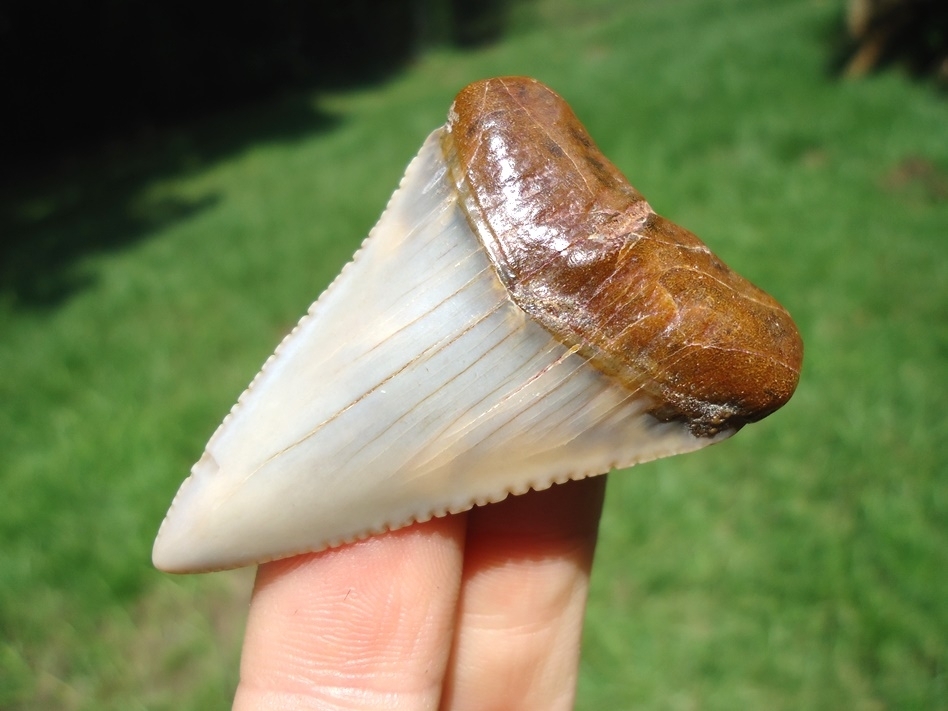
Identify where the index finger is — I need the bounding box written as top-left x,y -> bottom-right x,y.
233,513 -> 467,711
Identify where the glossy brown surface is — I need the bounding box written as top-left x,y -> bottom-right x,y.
442,77 -> 803,436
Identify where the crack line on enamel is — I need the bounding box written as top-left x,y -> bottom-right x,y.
398,340 -> 589,483
392,334 -> 572,482
230,289 -> 510,493
327,297 -> 522,478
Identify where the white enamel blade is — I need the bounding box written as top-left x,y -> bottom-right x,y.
153,130 -> 731,573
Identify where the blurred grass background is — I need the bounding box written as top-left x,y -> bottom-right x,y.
1,0 -> 946,709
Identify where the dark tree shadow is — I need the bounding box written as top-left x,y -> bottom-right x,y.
0,0 -> 519,311
0,95 -> 339,309
827,0 -> 948,84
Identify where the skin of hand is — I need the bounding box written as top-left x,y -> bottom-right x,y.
232,474 -> 607,711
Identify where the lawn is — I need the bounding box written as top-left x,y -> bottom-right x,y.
2,0 -> 946,709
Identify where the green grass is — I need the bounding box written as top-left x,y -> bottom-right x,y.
2,0 -> 946,708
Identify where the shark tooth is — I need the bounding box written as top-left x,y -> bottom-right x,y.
153,77 -> 803,573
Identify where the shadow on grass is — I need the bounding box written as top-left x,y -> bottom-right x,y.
825,0 -> 948,85
0,0 -> 522,313
0,92 -> 341,311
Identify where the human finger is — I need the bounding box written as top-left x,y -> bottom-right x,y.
439,475 -> 606,711
233,513 -> 467,711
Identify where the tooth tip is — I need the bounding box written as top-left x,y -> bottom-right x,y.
151,504 -> 207,573
151,528 -> 193,574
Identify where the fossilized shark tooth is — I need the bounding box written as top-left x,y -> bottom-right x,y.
153,77 -> 802,573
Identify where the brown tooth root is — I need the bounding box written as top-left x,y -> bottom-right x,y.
443,76 -> 803,436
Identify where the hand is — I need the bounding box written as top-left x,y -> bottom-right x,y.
232,475 -> 606,710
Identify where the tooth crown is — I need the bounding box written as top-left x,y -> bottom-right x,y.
444,77 -> 803,436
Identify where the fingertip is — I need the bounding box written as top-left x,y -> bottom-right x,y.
234,515 -> 467,711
